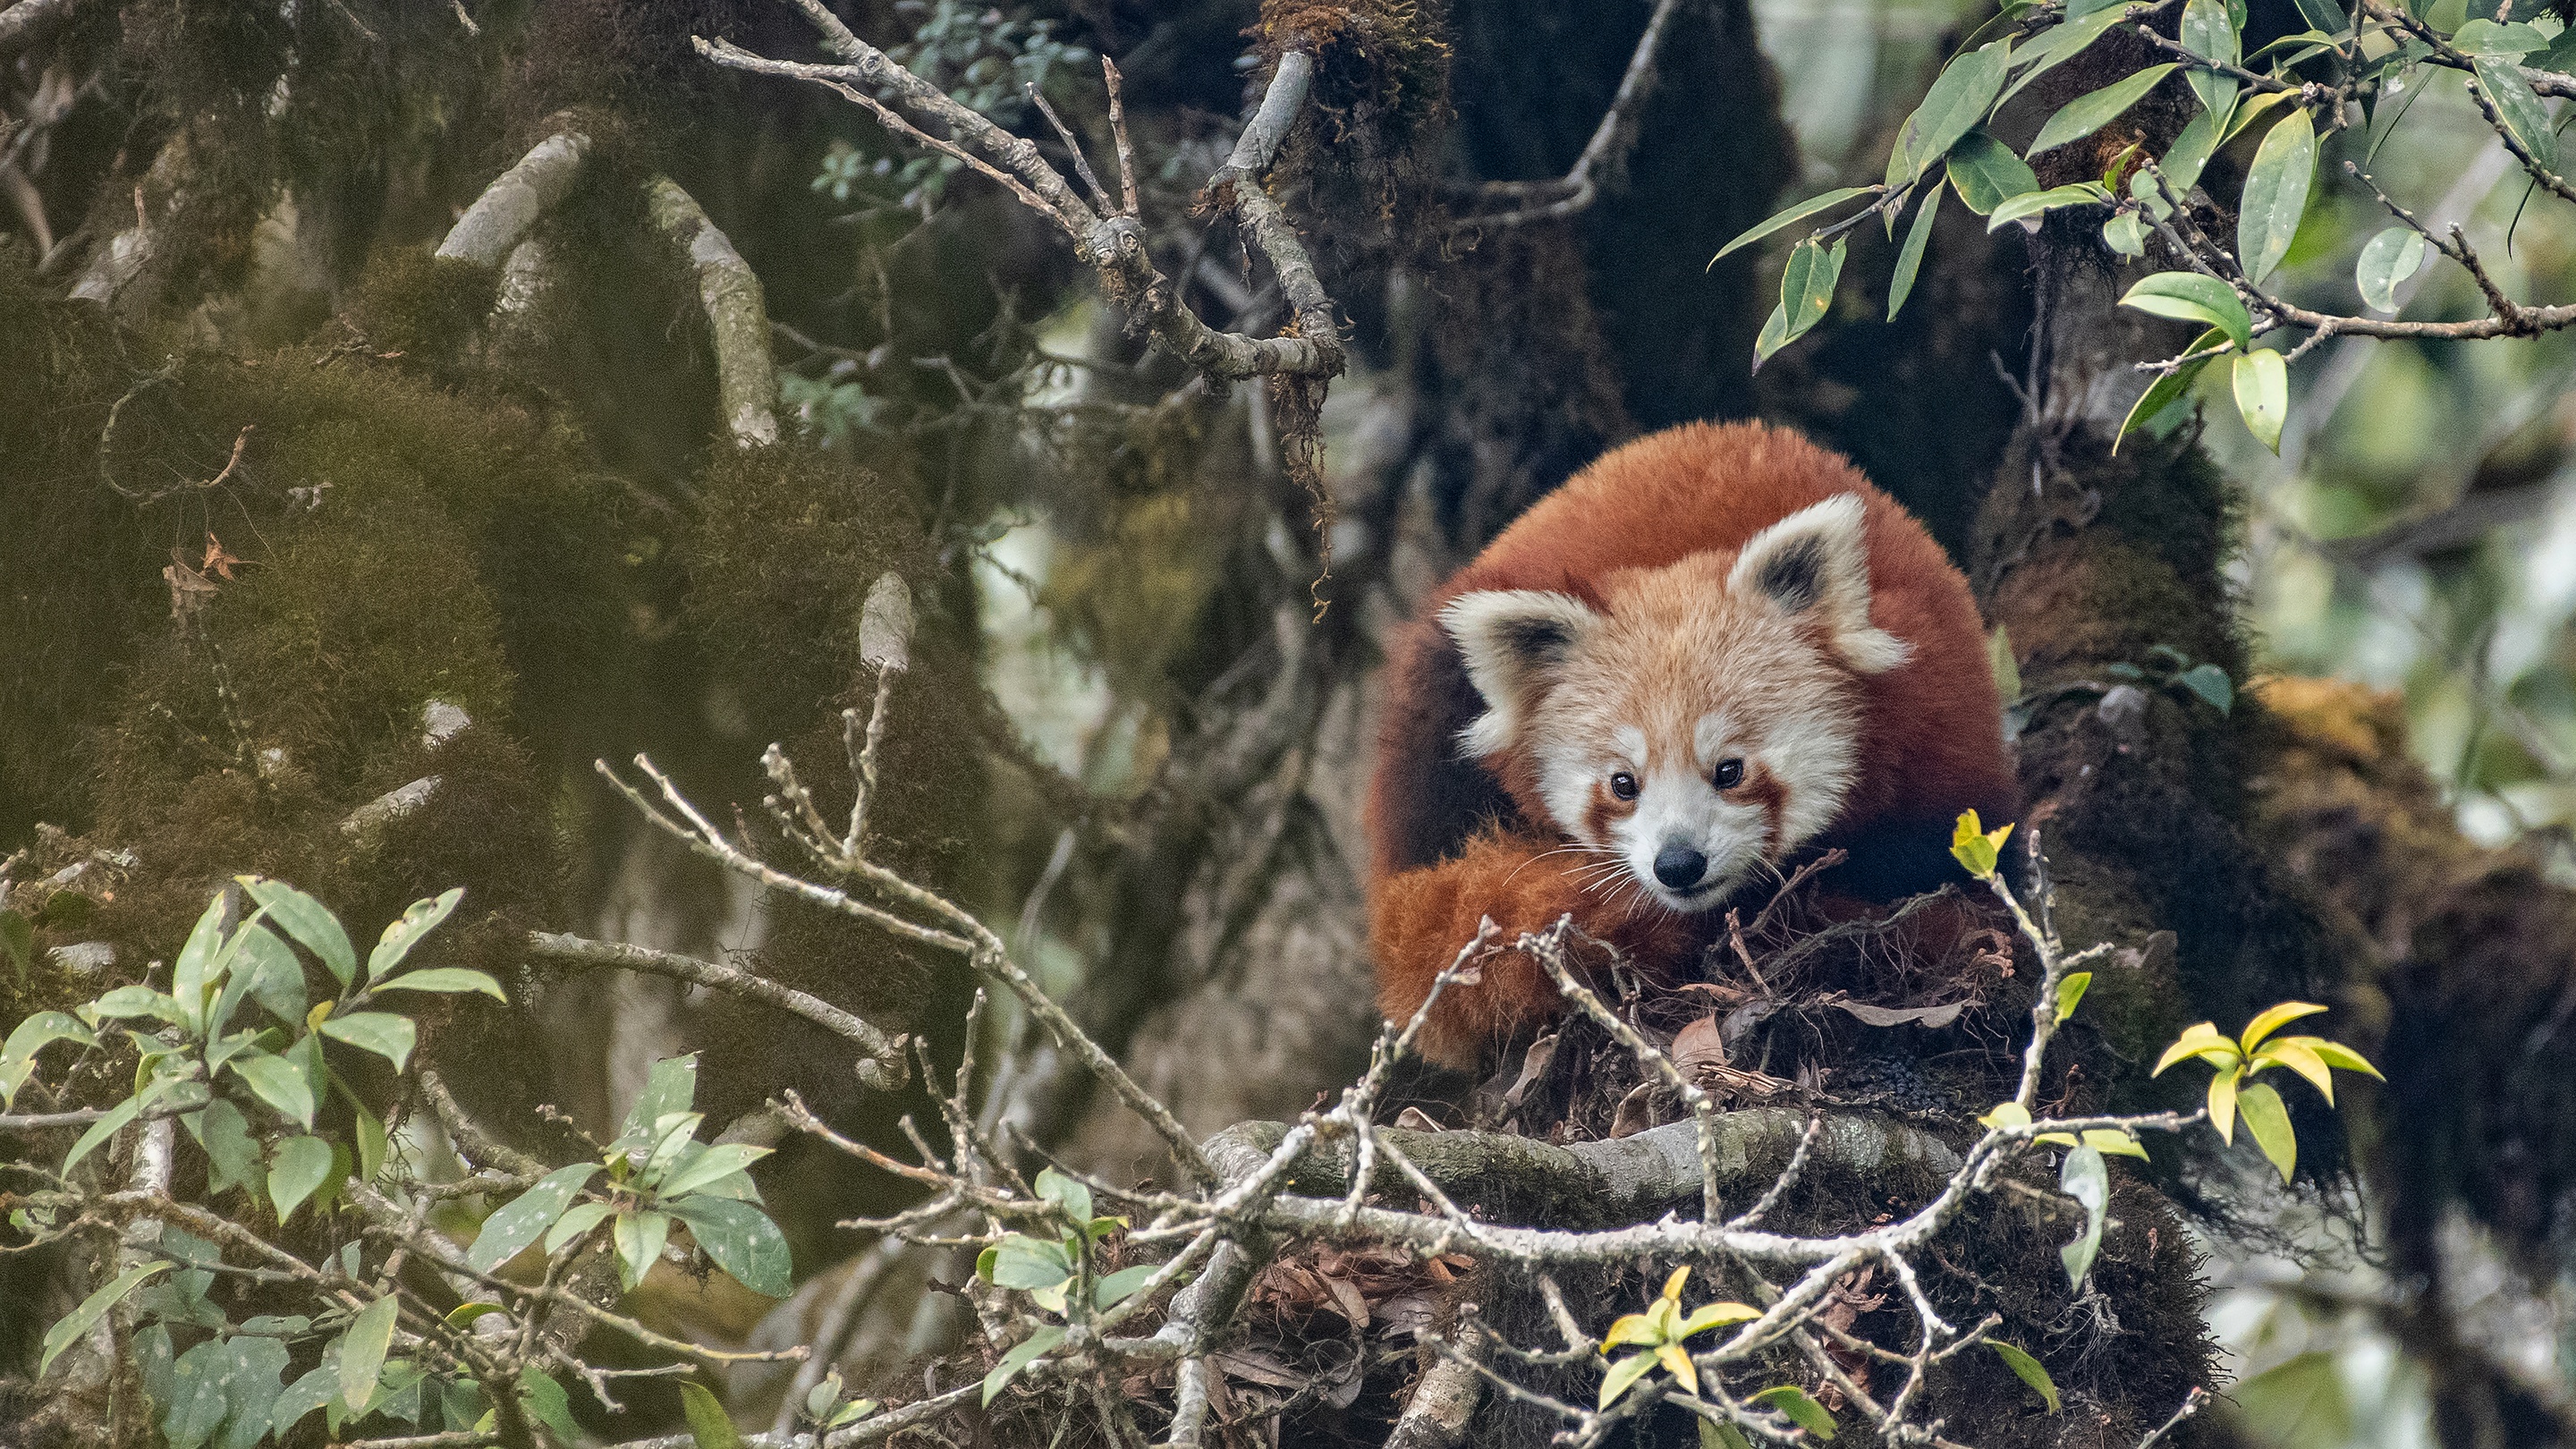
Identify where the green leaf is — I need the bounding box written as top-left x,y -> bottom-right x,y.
1752,1385 -> 1837,1437
366,889 -> 463,984
232,1041 -> 319,1134
1753,237 -> 1847,369
2355,226 -> 2428,312
318,1013 -> 417,1072
213,924 -> 304,1033
2030,64 -> 2180,155
2,1011 -> 99,1110
1699,1420 -> 1754,1449
1095,1263 -> 1159,1309
1985,182 -> 2114,230
1886,182 -> 1942,324
2453,19 -> 2546,56
338,1295 -> 400,1416
91,984 -> 182,1023
1034,1165 -> 1094,1225
64,1091 -> 144,1174
335,1077 -> 388,1183
544,1200 -> 614,1256
370,967 -> 507,1003
2163,100 -> 2228,196
2176,662 -> 2234,713
0,907 -> 33,981
2209,1062 -> 2242,1143
981,1325 -> 1066,1407
468,1164 -> 599,1274
194,1098 -> 264,1197
241,877 -> 356,988
2102,209 -> 2148,258
2237,1080 -> 2298,1182
1988,1341 -> 2061,1412
2237,106 -> 2315,284
1597,1351 -> 1659,1410
617,1054 -> 699,1147
2291,0 -> 2348,30
38,1263 -> 167,1377
518,1367 -> 579,1445
269,1134 -> 336,1224
1895,40 -> 2014,182
1946,128 -> 2039,216
613,1209 -> 673,1291
273,1364 -> 340,1436
677,1381 -> 744,1449
656,1143 -> 770,1201
640,1112 -> 708,1186
2233,1352 -> 2354,1445
2474,58 -> 2557,171
2120,272 -> 2251,350
2054,971 -> 2092,1025
2057,1143 -> 2110,1288
2241,1001 -> 2327,1051
1999,7 -> 2137,112
665,1195 -> 792,1298
214,1335 -> 290,1449
988,1233 -> 1076,1291
2181,0 -> 2240,120
1711,187 -> 1872,263
171,894 -> 231,1036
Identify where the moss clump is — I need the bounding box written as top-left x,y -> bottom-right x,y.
343,246 -> 502,373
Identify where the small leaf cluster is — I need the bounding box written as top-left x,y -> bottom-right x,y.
1596,1267 -> 1761,1409
1948,809 -> 2015,880
971,1166 -> 1153,1405
5,879 -> 492,1223
2154,1003 -> 2382,1182
462,1053 -> 792,1297
1721,0 -> 2576,448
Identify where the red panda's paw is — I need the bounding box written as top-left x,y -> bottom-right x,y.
1368,835 -> 1690,1070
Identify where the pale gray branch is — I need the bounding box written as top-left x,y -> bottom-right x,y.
644,175 -> 780,448
526,929 -> 909,1090
435,131 -> 591,267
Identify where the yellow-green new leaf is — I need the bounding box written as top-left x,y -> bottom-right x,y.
2055,971 -> 2092,1025
1657,1343 -> 1699,1396
2082,1129 -> 2149,1161
1987,1341 -> 2061,1413
2153,1021 -> 2238,1076
1599,1352 -> 1659,1409
2240,1001 -> 2326,1052
1752,1385 -> 1837,1438
1979,1100 -> 2032,1131
2208,1063 -> 2241,1144
1603,1312 -> 1662,1352
2252,1037 -> 2336,1104
677,1381 -> 746,1449
2286,1036 -> 2385,1081
1677,1301 -> 1760,1338
2236,1080 -> 2297,1182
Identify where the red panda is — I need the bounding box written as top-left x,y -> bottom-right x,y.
1366,421 -> 2018,1069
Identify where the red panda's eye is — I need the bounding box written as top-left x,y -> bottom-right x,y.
1609,772 -> 1639,801
1713,758 -> 1745,790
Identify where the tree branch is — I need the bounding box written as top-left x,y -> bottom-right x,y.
525,930 -> 910,1090
435,131 -> 592,268
643,176 -> 780,448
1456,0 -> 1682,226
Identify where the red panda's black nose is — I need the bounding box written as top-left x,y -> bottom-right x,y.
1652,843 -> 1708,890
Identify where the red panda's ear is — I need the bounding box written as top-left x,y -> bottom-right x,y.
1440,589 -> 1603,757
1727,494 -> 1911,674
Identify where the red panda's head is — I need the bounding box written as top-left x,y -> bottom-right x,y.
1440,494 -> 1911,913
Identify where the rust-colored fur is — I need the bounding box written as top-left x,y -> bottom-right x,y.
1367,422 -> 2017,1067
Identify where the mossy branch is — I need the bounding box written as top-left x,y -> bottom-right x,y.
643,176 -> 779,449
435,131 -> 592,268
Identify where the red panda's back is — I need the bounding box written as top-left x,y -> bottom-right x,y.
1369,420 -> 2015,884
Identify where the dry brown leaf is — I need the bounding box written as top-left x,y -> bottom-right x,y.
1393,1106 -> 1445,1132
1499,1030 -> 1558,1111
1609,1080 -> 1659,1139
199,533 -> 242,580
1672,1015 -> 1728,1078
1823,996 -> 1968,1030
1318,1274 -> 1369,1329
